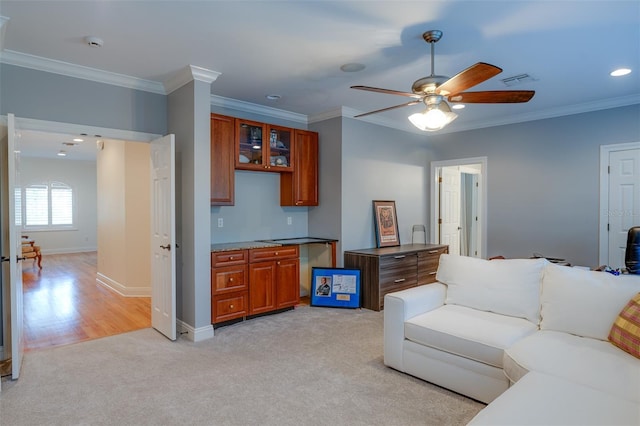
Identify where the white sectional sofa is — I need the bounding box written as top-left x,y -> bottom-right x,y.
384,254 -> 640,425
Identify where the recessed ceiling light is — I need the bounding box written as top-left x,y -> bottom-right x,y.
57,150 -> 67,157
452,104 -> 465,110
610,68 -> 631,77
73,138 -> 84,142
340,63 -> 366,73
266,94 -> 281,100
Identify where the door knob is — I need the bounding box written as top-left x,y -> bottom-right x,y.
160,244 -> 171,251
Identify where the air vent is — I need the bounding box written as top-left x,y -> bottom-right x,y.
501,74 -> 536,87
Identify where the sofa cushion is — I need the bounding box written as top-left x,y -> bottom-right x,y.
504,330 -> 640,403
405,304 -> 538,368
541,263 -> 640,340
468,371 -> 640,426
609,292 -> 640,359
436,254 -> 547,323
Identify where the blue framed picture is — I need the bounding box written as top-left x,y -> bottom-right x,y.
310,267 -> 361,308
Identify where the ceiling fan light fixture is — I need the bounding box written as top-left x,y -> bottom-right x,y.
409,97 -> 457,131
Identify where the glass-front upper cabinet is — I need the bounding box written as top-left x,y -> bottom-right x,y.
236,119 -> 293,172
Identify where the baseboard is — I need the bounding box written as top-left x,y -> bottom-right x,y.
96,272 -> 151,297
177,319 -> 214,342
40,247 -> 97,255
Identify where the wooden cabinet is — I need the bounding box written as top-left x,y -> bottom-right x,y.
211,250 -> 249,323
210,114 -> 235,206
248,245 -> 300,314
343,244 -> 448,311
212,245 -> 300,324
235,119 -> 293,172
280,129 -> 318,206
210,114 -> 319,206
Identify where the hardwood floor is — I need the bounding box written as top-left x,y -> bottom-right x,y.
22,252 -> 151,352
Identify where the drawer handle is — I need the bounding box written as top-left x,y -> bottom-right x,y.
229,277 -> 234,282
394,255 -> 406,259
275,252 -> 279,255
277,261 -> 281,265
429,271 -> 437,275
394,278 -> 406,283
229,304 -> 234,309
229,256 -> 234,260
428,250 -> 439,254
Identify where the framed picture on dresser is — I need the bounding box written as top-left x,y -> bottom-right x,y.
373,200 -> 400,248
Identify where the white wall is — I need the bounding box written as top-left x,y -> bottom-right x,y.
20,157 -> 97,254
96,139 -> 151,296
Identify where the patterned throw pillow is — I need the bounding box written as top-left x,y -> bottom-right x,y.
609,292 -> 640,358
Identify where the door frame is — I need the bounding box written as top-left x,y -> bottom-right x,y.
0,115 -> 166,349
598,141 -> 640,266
430,157 -> 487,258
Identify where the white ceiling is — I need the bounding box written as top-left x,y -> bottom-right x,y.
1,1 -> 639,161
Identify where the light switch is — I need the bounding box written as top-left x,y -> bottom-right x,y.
218,218 -> 224,228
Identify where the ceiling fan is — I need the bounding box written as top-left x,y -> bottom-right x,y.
351,30 -> 535,131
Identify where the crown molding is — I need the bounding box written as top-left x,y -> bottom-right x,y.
0,16 -> 9,51
0,49 -> 166,94
164,65 -> 221,94
210,95 -> 307,124
436,93 -> 640,135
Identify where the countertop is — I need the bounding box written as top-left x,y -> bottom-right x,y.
211,237 -> 337,253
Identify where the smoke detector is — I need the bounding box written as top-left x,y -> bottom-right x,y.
84,36 -> 104,48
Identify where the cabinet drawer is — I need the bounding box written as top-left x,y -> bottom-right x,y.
212,291 -> 248,323
211,265 -> 247,294
249,245 -> 299,262
418,246 -> 448,284
380,253 -> 417,269
211,250 -> 248,267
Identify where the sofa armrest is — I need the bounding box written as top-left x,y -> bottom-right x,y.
383,283 -> 447,371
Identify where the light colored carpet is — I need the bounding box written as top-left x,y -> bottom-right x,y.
1,305 -> 483,425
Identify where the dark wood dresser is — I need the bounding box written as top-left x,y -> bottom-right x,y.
343,244 -> 448,311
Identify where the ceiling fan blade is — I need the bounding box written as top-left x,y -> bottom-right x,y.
351,85 -> 422,99
354,100 -> 422,118
436,62 -> 502,96
448,90 -> 535,103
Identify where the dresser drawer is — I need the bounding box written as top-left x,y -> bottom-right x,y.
211,264 -> 247,294
211,249 -> 248,267
249,245 -> 299,262
418,246 -> 448,284
212,291 -> 248,323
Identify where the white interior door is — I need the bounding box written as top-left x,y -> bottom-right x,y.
608,148 -> 640,269
1,114 -> 24,379
150,134 -> 176,340
440,166 -> 461,255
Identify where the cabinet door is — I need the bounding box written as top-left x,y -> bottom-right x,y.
249,261 -> 276,315
266,125 -> 293,172
210,114 -> 235,205
276,258 -> 300,309
280,130 -> 318,206
236,118 -> 269,171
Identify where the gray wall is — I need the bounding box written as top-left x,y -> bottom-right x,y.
209,104 -> 311,244
427,104 -> 640,267
0,64 -> 167,134
340,118 -> 430,255
168,80 -> 212,331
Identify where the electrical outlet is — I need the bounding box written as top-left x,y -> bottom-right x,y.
218,218 -> 224,228
287,216 -> 292,225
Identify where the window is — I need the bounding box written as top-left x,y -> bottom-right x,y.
21,181 -> 75,229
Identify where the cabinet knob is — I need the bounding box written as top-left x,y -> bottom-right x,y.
229,256 -> 234,260
275,252 -> 279,255
277,261 -> 281,265
229,277 -> 234,282
229,304 -> 234,309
